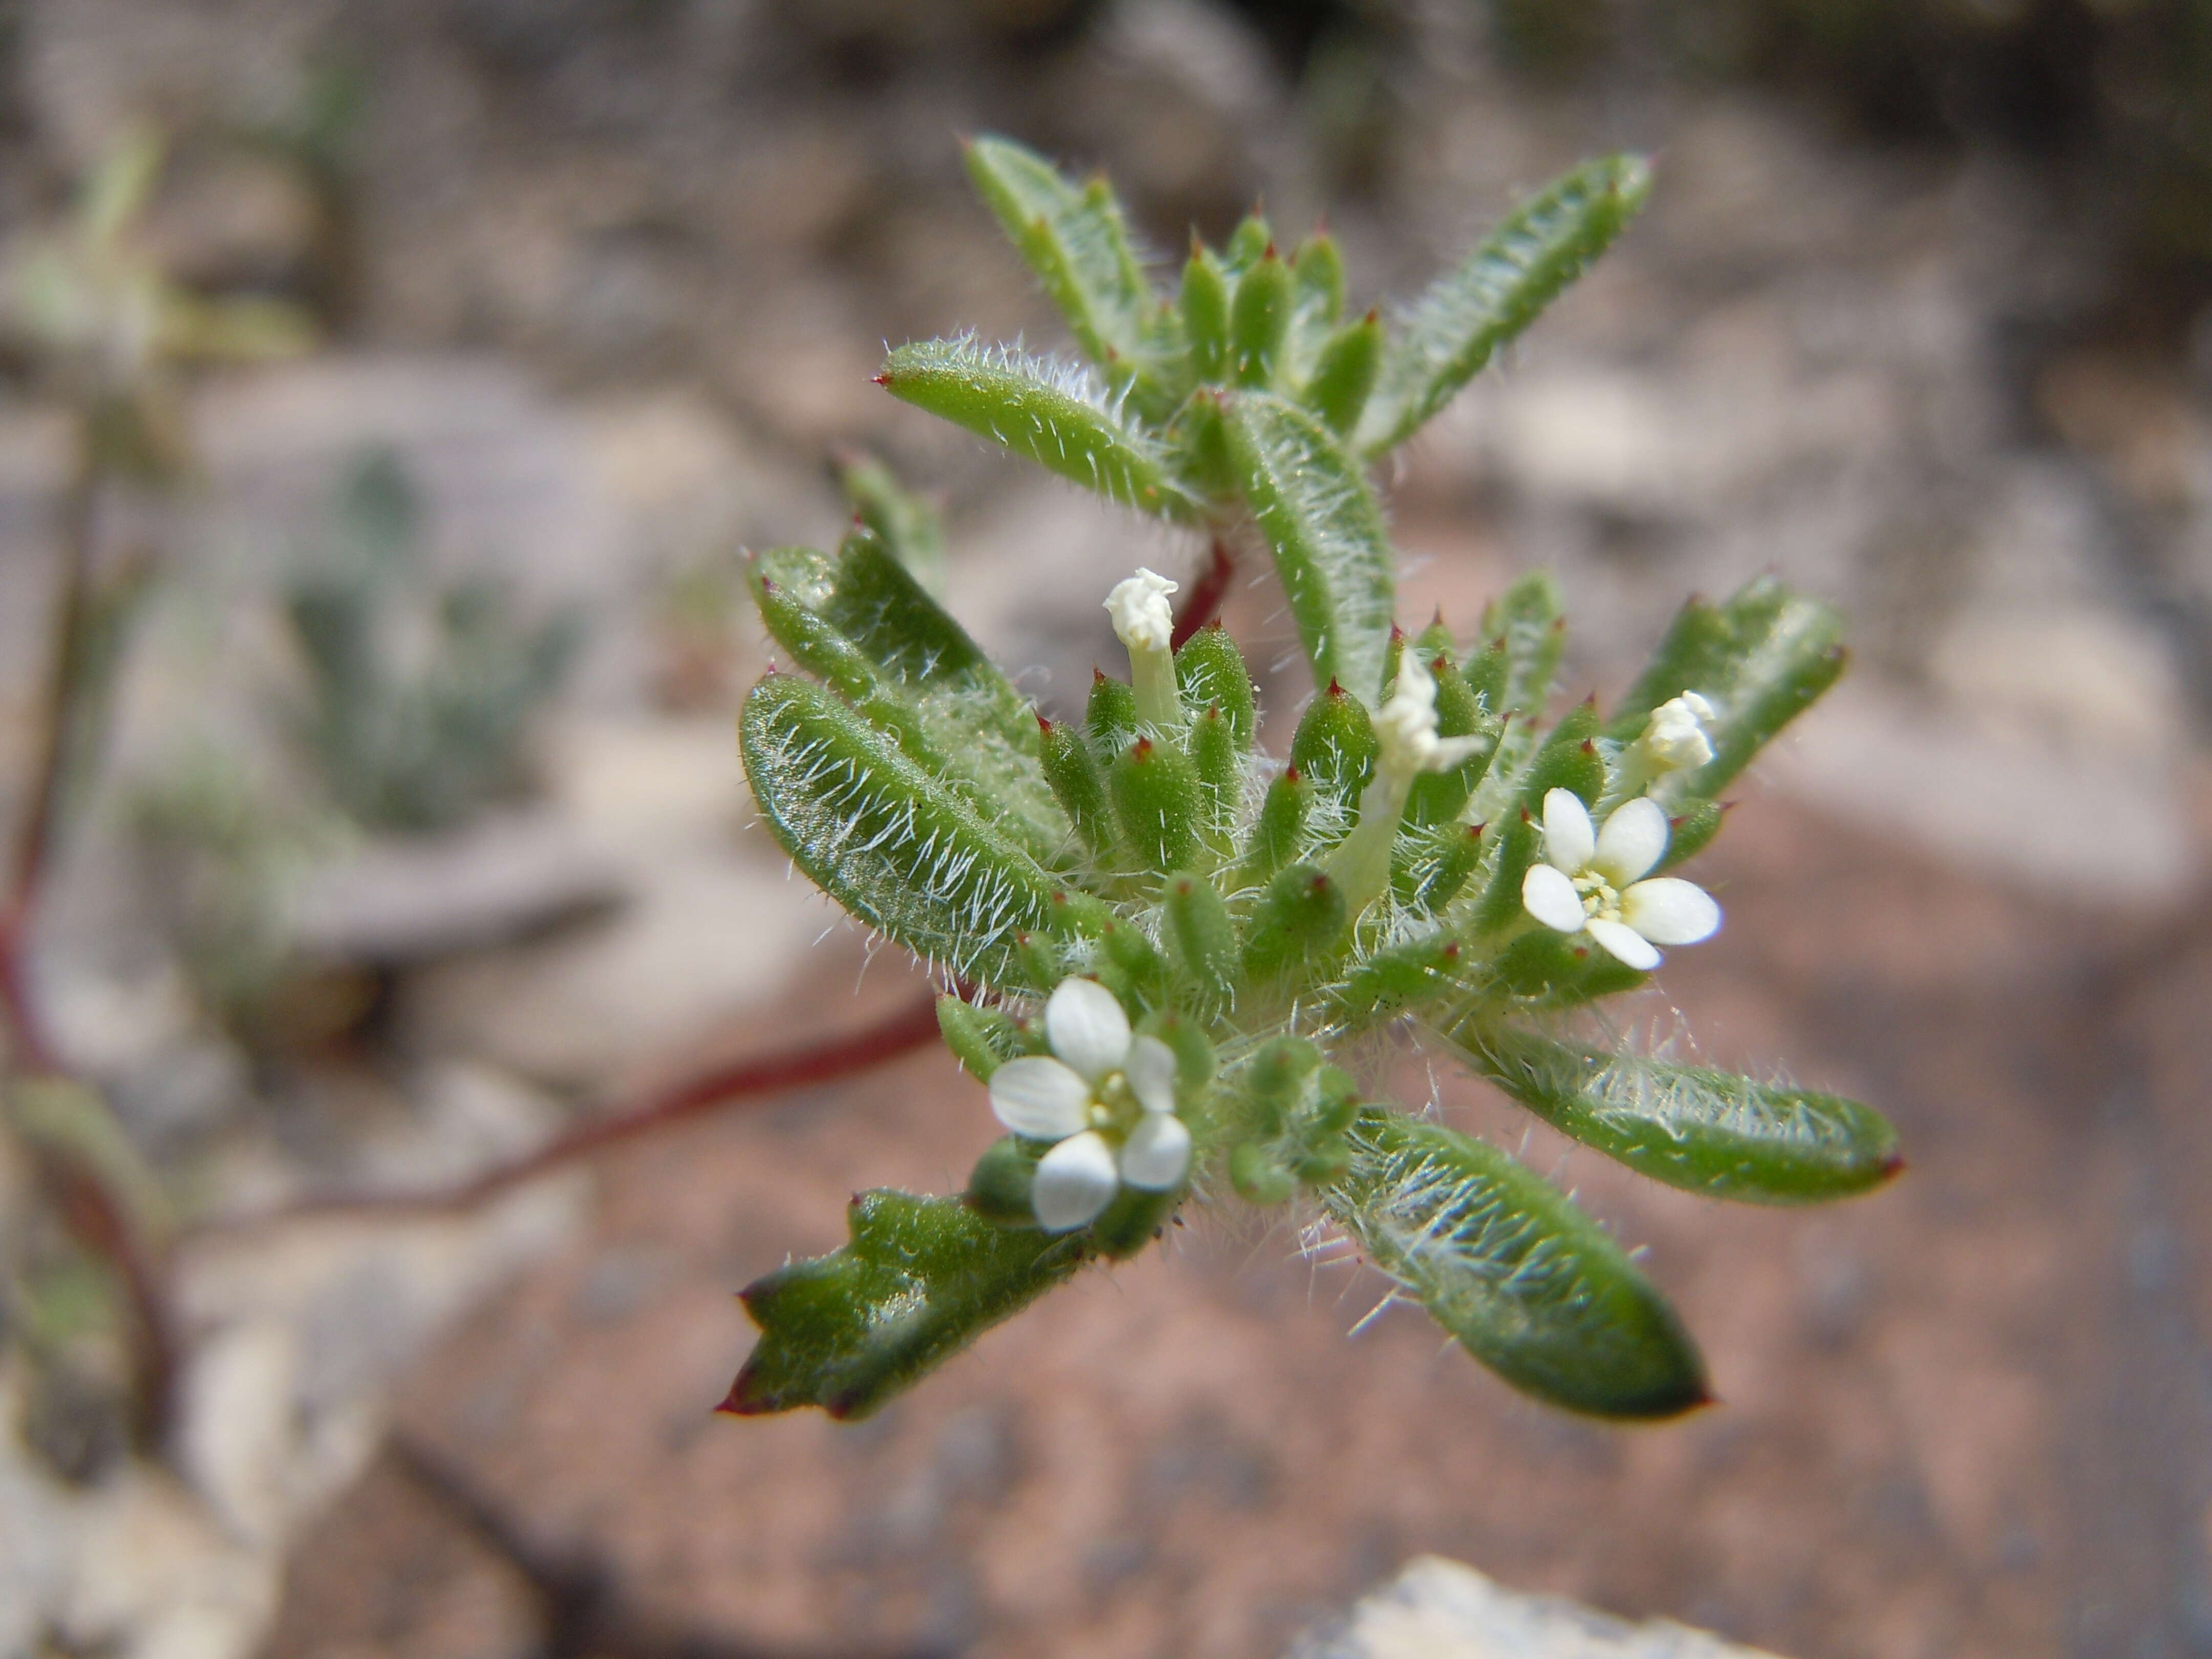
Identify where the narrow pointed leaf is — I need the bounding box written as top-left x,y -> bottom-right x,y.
1456,1025 -> 1900,1204
1323,1110 -> 1707,1418
726,1190 -> 1082,1419
1225,392 -> 1397,703
881,337 -> 1194,520
1467,571 -> 1566,823
965,135 -> 1155,379
1606,577 -> 1846,797
836,453 -> 947,593
1356,155 -> 1652,455
739,674 -> 1095,988
750,539 -> 1067,863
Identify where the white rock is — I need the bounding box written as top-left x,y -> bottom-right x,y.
1289,1556 -> 1787,1659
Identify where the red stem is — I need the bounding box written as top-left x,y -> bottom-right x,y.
1171,539 -> 1234,648
191,990 -> 947,1233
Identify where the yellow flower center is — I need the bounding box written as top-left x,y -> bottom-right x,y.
1088,1071 -> 1140,1135
1573,871 -> 1622,924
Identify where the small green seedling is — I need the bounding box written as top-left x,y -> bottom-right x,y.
727,138 -> 1889,1424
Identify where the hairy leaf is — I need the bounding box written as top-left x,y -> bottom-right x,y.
739,674 -> 1095,988
1225,392 -> 1397,703
1357,156 -> 1652,455
1455,1026 -> 1901,1205
1324,1110 -> 1708,1418
880,337 -> 1194,519
836,453 -> 947,593
749,538 -> 1067,864
965,136 -> 1155,381
725,1190 -> 1082,1419
1606,576 -> 1846,797
1467,571 -> 1566,823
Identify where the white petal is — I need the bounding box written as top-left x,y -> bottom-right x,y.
1045,977 -> 1130,1081
1521,863 -> 1588,933
1593,796 -> 1669,886
987,1055 -> 1092,1140
1032,1131 -> 1119,1230
1125,1035 -> 1179,1115
1542,788 -> 1595,873
1585,917 -> 1661,971
1621,877 -> 1720,946
1118,1112 -> 1192,1190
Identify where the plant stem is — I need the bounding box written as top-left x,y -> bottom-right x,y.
190,989 -> 947,1233
2,427 -> 181,1449
1171,538 -> 1234,647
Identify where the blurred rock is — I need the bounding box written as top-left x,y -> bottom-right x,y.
289,812 -> 625,967
1762,678 -> 2198,910
0,1438 -> 283,1659
1290,1557 -> 1788,1658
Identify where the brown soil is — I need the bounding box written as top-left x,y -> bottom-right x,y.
263,793 -> 2204,1659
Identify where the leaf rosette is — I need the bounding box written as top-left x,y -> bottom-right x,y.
728,138 -> 1892,1424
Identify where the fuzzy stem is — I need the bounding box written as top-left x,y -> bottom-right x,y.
1328,771 -> 1412,918
187,990 -> 947,1233
1131,643 -> 1181,729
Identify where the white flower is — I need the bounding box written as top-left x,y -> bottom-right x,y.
1373,651 -> 1491,781
1104,568 -> 1182,727
1330,652 -> 1489,914
1619,692 -> 1716,795
1104,568 -> 1178,652
1520,789 -> 1720,971
987,977 -> 1192,1231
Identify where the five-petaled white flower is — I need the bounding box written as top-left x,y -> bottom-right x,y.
1105,567 -> 1182,727
1521,789 -> 1720,971
988,977 -> 1192,1231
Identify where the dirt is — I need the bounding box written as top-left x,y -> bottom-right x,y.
260,791 -> 2200,1659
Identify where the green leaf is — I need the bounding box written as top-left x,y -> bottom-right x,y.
880,337 -> 1194,520
1467,571 -> 1566,823
1180,247 -> 1230,382
1241,864 -> 1348,982
1301,311 -> 1382,436
965,135 -> 1156,382
1457,1025 -> 1900,1204
1492,927 -> 1648,1006
739,674 -> 1095,989
1225,392 -> 1397,704
1109,735 -> 1204,875
1165,870 -> 1240,1009
1174,623 -> 1257,749
937,994 -> 1030,1081
835,453 -> 947,593
1356,155 -> 1652,455
1230,246 -> 1293,388
1323,1110 -> 1708,1419
726,1190 -> 1082,1419
1238,765 -> 1312,886
749,537 -> 1067,865
1606,577 -> 1847,797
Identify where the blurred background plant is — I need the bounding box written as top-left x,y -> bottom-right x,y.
0,126 -> 312,1487
281,447 -> 583,836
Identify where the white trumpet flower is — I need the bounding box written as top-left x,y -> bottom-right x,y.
987,977 -> 1192,1231
1521,789 -> 1720,971
1105,567 -> 1182,727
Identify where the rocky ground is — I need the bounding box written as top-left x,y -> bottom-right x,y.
4,2 -> 2212,1657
